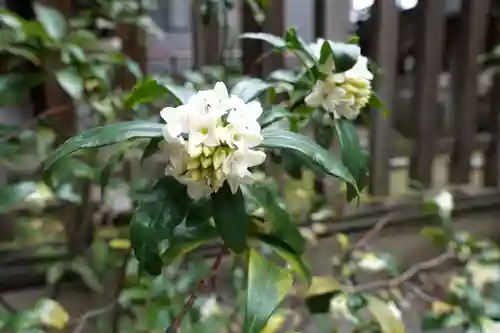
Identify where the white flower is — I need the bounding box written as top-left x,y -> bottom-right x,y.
199,295 -> 221,321
305,38 -> 373,120
357,253 -> 387,272
160,81 -> 266,199
329,293 -> 358,324
434,190 -> 454,217
466,261 -> 500,289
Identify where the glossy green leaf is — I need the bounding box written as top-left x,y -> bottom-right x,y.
231,77 -> 273,102
125,79 -> 195,108
211,183 -> 248,253
255,233 -> 311,285
43,121 -> 163,172
323,41 -> 361,73
335,119 -> 368,202
162,222 -> 218,266
55,68 -> 84,100
239,32 -> 286,49
33,3 -> 67,40
141,137 -> 162,164
0,181 -> 37,213
46,262 -> 66,286
365,295 -> 406,333
244,250 -> 293,333
130,177 -> 191,275
0,10 -> 23,29
259,105 -> 289,128
284,28 -> 314,62
245,183 -> 305,255
259,127 -> 356,187
305,276 -> 342,313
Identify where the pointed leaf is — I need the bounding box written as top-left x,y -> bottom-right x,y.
231,77 -> 273,103
245,184 -> 305,255
320,41 -> 361,73
130,177 -> 191,275
211,183 -> 248,253
43,121 -> 163,172
259,127 -> 356,187
335,119 -> 368,201
141,137 -> 162,164
239,32 -> 286,49
100,152 -> 124,197
55,68 -> 84,100
125,79 -> 195,108
33,3 -> 67,40
259,105 -> 289,128
255,233 -> 311,285
244,250 -> 293,333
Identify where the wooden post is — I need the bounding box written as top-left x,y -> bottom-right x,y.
368,0 -> 398,196
409,0 -> 445,187
191,0 -> 221,68
241,0 -> 262,76
449,0 -> 490,184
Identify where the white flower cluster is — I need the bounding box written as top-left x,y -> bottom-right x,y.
305,38 -> 374,120
160,82 -> 266,199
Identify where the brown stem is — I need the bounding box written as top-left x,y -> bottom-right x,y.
166,247 -> 226,333
348,250 -> 454,293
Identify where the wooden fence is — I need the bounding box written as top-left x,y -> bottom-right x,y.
177,0 -> 500,199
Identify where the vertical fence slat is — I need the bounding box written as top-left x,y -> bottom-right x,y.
409,0 -> 445,187
262,0 -> 284,74
191,1 -> 221,68
368,0 -> 398,196
241,1 -> 262,75
483,72 -> 500,186
449,0 -> 490,184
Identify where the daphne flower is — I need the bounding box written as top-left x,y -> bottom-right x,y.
305,38 -> 373,120
329,293 -> 358,324
466,261 -> 500,289
160,82 -> 266,199
482,319 -> 500,333
357,253 -> 387,272
434,190 -> 454,218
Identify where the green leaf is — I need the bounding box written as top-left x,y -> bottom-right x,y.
33,3 -> 67,40
335,119 -> 368,202
259,127 -> 356,187
323,41 -> 361,73
125,79 -> 195,108
231,77 -> 272,103
369,92 -> 389,118
211,183 -> 248,253
244,250 -> 293,333
255,233 -> 311,285
162,222 -> 218,266
0,181 -> 37,213
46,262 -> 66,286
141,137 -> 162,164
69,258 -> 101,292
305,276 -> 342,313
259,105 -> 289,128
100,152 -> 124,197
245,183 -> 305,255
239,32 -> 286,49
130,177 -> 191,275
43,121 -> 163,172
0,73 -> 45,106
55,68 -> 84,100
365,295 -> 406,333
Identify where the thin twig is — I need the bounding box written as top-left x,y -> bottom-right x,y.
349,250 -> 454,293
352,214 -> 393,250
72,302 -> 115,333
166,247 -> 227,333
404,282 -> 439,303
